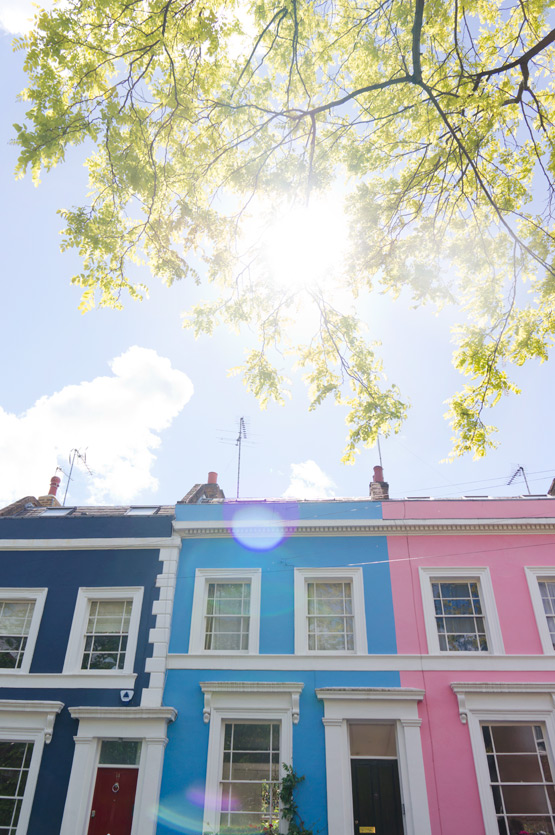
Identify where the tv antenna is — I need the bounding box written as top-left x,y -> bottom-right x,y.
507,465 -> 531,495
61,449 -> 94,505
236,417 -> 247,499
377,433 -> 383,469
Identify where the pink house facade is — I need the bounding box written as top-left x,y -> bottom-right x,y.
385,497 -> 555,835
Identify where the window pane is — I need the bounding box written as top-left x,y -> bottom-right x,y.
0,743 -> 32,834
204,583 -> 250,651
220,723 -> 280,834
99,740 -> 141,765
82,600 -> 130,671
0,602 -> 35,670
307,581 -> 354,652
433,581 -> 488,652
492,726 -> 536,754
539,582 -> 555,648
483,724 -> 555,834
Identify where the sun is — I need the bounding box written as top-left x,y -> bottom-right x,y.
259,196 -> 349,294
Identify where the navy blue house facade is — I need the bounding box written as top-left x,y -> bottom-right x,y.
0,495 -> 178,835
157,475 -> 432,835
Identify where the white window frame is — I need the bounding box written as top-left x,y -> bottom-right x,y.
200,682 -> 302,835
0,699 -> 63,835
294,567 -> 368,655
526,567 -> 555,654
189,569 -> 261,655
63,587 -> 144,675
419,567 -> 504,655
451,682 -> 555,835
0,589 -> 47,674
315,687 -> 431,835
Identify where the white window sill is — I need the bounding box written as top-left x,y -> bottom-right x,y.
0,672 -> 137,689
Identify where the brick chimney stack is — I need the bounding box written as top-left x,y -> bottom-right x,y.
179,472 -> 225,503
370,465 -> 389,501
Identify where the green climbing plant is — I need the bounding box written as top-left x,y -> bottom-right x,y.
276,765 -> 313,835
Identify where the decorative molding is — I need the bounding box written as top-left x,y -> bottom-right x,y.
316,687 -> 425,702
173,518 -> 555,538
200,681 -> 304,724
0,699 -> 63,744
69,706 -> 177,722
451,681 -> 555,695
0,536 -> 181,551
167,652 -> 555,672
451,682 -> 555,724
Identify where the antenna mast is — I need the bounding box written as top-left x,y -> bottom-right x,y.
62,449 -> 93,505
236,417 -> 247,499
508,465 -> 531,495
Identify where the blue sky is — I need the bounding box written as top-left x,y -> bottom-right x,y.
0,2 -> 553,507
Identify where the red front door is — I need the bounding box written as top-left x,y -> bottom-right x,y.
87,767 -> 138,835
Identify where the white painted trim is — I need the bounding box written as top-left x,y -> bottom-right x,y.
0,537 -> 181,551
0,672 -> 137,688
450,682 -> 555,835
419,567 -> 504,655
173,519 -> 555,537
0,699 -> 63,835
201,683 -> 300,834
525,567 -> 555,654
63,587 -> 144,675
293,567 -> 368,655
60,706 -> 176,835
316,687 -> 431,835
167,652 -> 555,671
0,588 -> 47,673
142,544 -> 180,707
200,681 -> 303,724
189,568 -> 261,655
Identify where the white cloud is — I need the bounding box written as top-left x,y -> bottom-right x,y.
282,459 -> 336,499
0,0 -> 63,35
0,346 -> 193,506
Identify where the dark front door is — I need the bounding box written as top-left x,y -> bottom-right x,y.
351,759 -> 404,835
87,767 -> 138,835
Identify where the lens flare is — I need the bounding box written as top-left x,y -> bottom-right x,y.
224,502 -> 299,552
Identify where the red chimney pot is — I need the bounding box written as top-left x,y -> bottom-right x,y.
48,476 -> 61,496
207,472 -> 218,484
373,465 -> 384,483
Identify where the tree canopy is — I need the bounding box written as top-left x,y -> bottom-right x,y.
13,0 -> 555,461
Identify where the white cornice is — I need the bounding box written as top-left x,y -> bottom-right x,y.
200,681 -> 304,694
173,518 -> 555,538
70,706 -> 177,722
200,681 -> 304,724
315,687 -> 425,701
0,536 -> 181,551
168,652 -> 555,672
451,682 -> 555,695
0,699 -> 64,713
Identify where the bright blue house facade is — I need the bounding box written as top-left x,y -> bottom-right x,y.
0,491 -> 178,835
158,475 -> 432,835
